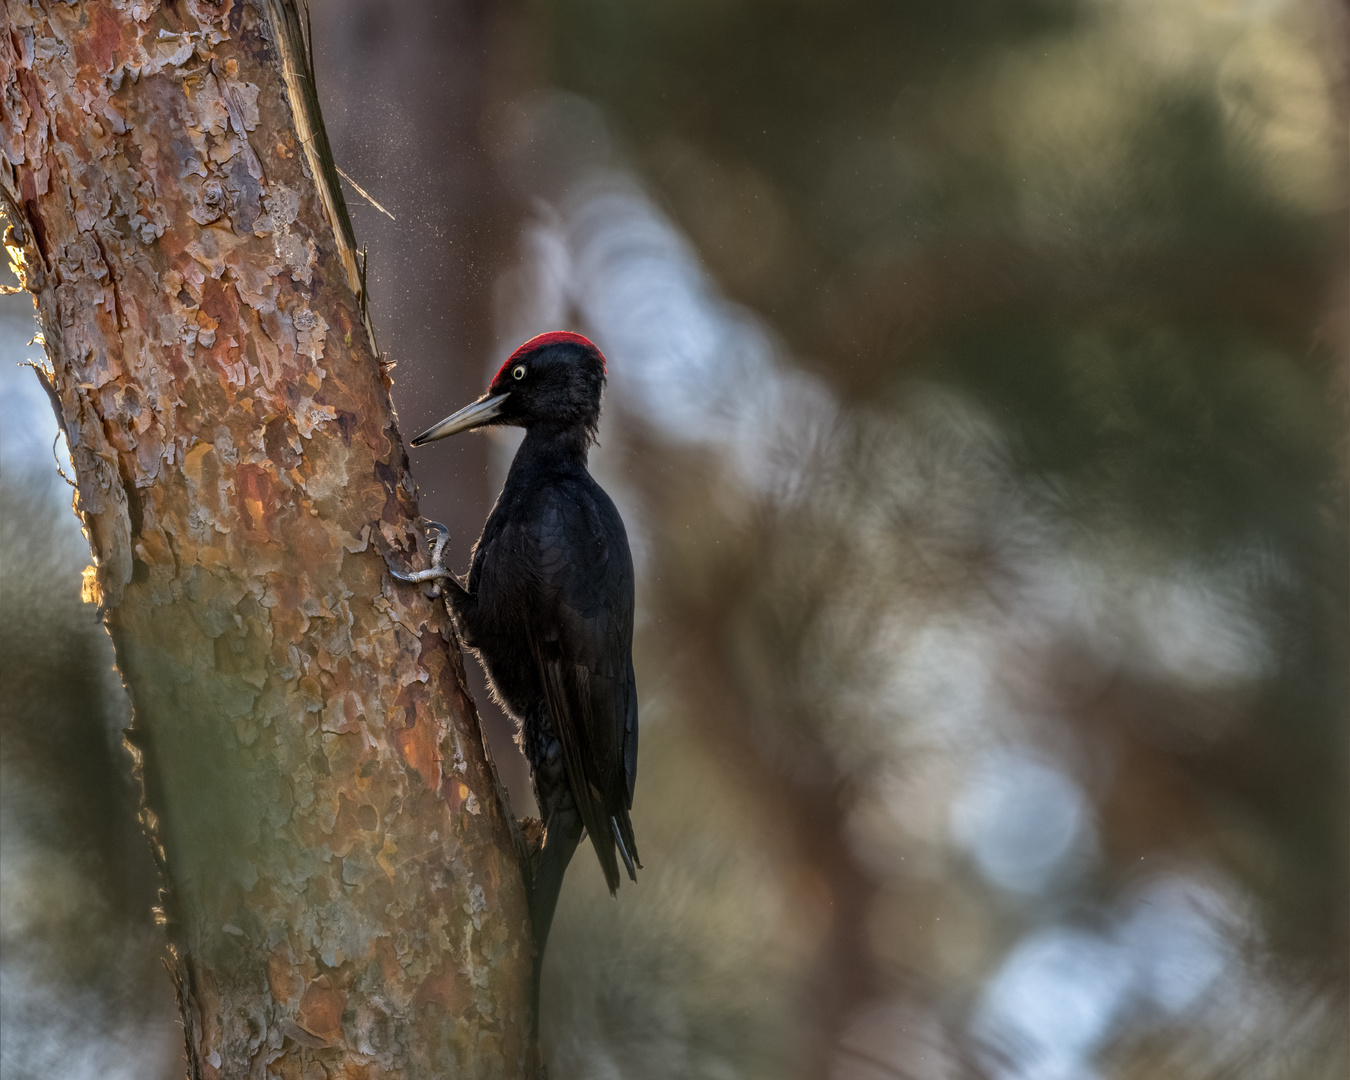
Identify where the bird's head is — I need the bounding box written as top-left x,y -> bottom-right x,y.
410,332 -> 607,447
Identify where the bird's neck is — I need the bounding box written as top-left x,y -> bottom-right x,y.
509,424 -> 591,478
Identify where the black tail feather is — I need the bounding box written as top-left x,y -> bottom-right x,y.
611,817 -> 637,882
611,811 -> 641,882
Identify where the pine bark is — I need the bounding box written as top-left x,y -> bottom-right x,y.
1,2 -> 536,1076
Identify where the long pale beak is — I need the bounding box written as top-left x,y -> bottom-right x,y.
410,393 -> 509,446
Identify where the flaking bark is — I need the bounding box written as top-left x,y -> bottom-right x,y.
0,2 -> 536,1076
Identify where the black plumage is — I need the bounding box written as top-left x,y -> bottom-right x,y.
402,331 -> 640,980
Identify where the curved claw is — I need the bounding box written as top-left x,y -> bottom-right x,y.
381,549 -> 434,582
422,519 -> 451,545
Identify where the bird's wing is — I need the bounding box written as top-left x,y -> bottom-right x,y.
526,484 -> 638,893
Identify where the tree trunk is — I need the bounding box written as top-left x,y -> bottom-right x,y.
1,2 -> 536,1077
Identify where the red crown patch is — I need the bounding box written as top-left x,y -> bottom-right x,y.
490,331 -> 606,389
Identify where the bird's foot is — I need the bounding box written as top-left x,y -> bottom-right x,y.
382,519 -> 459,595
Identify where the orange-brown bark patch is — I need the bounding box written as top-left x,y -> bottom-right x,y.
234,462 -> 281,541
267,946 -> 300,1007
71,6 -> 124,80
297,977 -> 345,1041
392,708 -> 442,793
412,954 -> 472,1017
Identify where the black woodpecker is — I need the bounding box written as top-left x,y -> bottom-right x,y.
393,331 -> 640,989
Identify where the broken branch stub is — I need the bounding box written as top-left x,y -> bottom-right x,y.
0,1 -> 535,1076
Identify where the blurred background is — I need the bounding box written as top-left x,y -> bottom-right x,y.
2,0 -> 1346,1077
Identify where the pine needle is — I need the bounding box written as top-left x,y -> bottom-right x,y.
335,166 -> 395,221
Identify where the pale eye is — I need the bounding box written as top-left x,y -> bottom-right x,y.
512,365 -> 527,381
